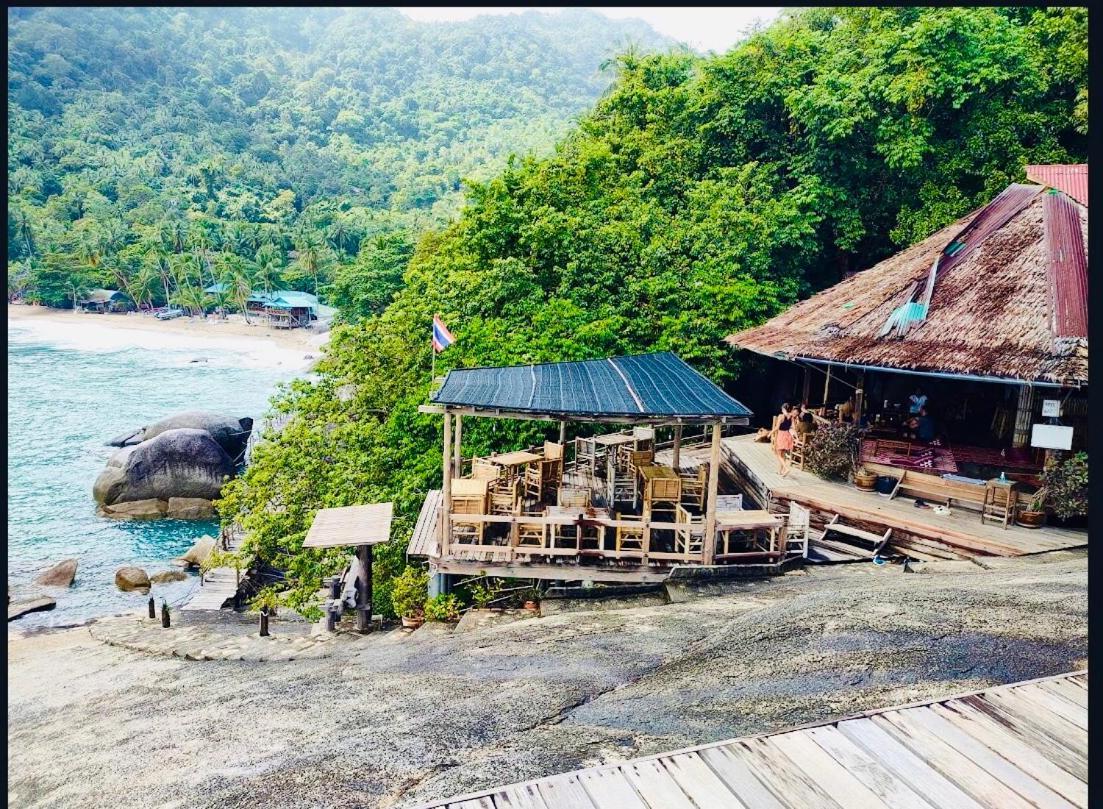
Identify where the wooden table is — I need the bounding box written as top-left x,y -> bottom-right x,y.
487,450 -> 543,485
593,433 -> 637,447
714,508 -> 781,558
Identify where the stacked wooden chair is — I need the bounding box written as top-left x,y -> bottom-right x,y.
680,464 -> 708,511
615,513 -> 647,555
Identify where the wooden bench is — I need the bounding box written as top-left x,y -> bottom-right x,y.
887,469 -> 987,510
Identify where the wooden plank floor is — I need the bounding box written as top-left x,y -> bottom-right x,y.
723,435 -> 1087,558
181,531 -> 243,612
414,671 -> 1088,809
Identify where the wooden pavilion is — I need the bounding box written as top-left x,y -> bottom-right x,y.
410,352 -> 805,589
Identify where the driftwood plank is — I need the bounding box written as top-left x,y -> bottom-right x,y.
698,746 -> 787,809
1010,683 -> 1088,729
838,718 -> 986,809
803,725 -> 933,809
733,737 -> 844,809
768,730 -> 892,809
930,703 -> 1087,808
659,752 -> 752,809
574,768 -> 648,809
1036,678 -> 1087,709
873,711 -> 1045,809
974,692 -> 1087,761
621,761 -> 697,809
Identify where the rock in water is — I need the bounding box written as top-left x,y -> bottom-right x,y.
34,559 -> 78,587
136,411 -> 254,460
173,535 -> 216,568
8,596 -> 57,621
165,497 -> 216,520
149,570 -> 189,584
115,567 -> 151,592
93,428 -> 234,506
98,499 -> 167,520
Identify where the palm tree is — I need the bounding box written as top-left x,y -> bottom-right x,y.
252,244 -> 284,296
293,232 -> 328,296
144,246 -> 174,306
216,253 -> 255,325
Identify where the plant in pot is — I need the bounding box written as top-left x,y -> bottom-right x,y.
1041,451 -> 1088,525
392,566 -> 429,629
1016,487 -> 1047,528
854,466 -> 877,491
424,593 -> 462,623
468,574 -> 503,612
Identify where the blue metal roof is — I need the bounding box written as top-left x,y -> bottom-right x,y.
431,352 -> 752,422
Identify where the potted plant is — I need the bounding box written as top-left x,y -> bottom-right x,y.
1041,451 -> 1088,525
423,593 -> 461,623
392,566 -> 429,629
1016,487 -> 1047,529
467,574 -> 503,612
854,466 -> 877,491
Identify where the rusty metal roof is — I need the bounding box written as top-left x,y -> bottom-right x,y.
1026,164 -> 1088,207
727,184 -> 1088,387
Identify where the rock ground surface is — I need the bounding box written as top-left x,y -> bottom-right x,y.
8,552 -> 1088,809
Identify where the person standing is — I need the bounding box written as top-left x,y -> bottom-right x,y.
908,386 -> 928,415
772,403 -> 796,477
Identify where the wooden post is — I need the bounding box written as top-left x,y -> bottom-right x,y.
1012,384 -> 1034,448
802,366 -> 811,406
559,420 -> 566,444
441,411 -> 452,556
823,364 -> 832,407
356,544 -> 373,633
672,425 -> 682,470
854,370 -> 865,425
453,414 -> 463,476
702,423 -> 722,565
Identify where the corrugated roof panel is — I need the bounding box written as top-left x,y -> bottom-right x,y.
431,352 -> 752,420
1043,190 -> 1089,338
1026,164 -> 1088,207
935,183 -> 1042,278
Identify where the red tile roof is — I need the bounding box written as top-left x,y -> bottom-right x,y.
1025,164 -> 1088,207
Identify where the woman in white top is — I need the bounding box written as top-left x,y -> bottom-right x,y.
908,386 -> 928,415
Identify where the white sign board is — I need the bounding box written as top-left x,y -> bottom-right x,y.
1041,399 -> 1062,418
1031,424 -> 1073,451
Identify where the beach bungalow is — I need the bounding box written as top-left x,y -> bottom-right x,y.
409,352 -> 808,592
721,166 -> 1088,559
203,285 -> 336,328
78,289 -> 132,313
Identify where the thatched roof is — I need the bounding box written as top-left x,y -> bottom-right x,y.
727,184 -> 1088,387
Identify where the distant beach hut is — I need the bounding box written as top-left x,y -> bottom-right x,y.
78,289 -> 132,313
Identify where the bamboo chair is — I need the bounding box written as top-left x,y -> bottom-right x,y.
790,433 -> 807,471
471,459 -> 500,480
524,462 -> 546,503
615,513 -> 647,555
558,486 -> 590,508
451,486 -> 488,546
574,437 -> 599,479
632,426 -> 655,453
785,502 -> 812,558
680,464 -> 707,511
488,478 -> 521,516
625,448 -> 654,478
515,513 -> 547,549
543,441 -> 564,487
674,504 -> 703,557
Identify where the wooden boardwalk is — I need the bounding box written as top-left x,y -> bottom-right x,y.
181,530 -> 243,612
723,435 -> 1087,559
415,671 -> 1088,809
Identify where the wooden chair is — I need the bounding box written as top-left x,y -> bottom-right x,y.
515,513 -> 547,549
489,478 -> 521,516
543,441 -> 564,486
784,502 -> 812,558
680,464 -> 707,510
632,427 -> 655,453
674,504 -> 703,557
558,486 -> 590,508
573,437 -> 599,479
790,433 -> 807,471
471,459 -> 500,480
981,480 -> 1019,529
524,462 -> 549,503
615,513 -> 647,554
626,448 -> 654,476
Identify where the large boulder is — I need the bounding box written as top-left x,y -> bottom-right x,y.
149,570 -> 189,584
173,535 -> 216,569
93,428 -> 234,506
115,566 -> 151,592
8,596 -> 56,621
127,411 -> 253,460
165,497 -> 216,520
34,559 -> 78,587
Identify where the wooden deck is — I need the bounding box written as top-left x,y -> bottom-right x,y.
723,435 -> 1087,559
415,670 -> 1088,809
181,530 -> 243,612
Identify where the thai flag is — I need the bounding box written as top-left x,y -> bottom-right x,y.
432,314 -> 455,353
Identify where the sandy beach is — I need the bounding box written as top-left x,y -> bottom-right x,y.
8,304 -> 330,370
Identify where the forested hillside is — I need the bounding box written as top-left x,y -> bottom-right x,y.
7,7 -> 669,309
215,7 -> 1088,617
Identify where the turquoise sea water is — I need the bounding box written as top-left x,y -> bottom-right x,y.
7,319 -> 298,629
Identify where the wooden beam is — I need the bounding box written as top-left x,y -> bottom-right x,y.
802,365 -> 812,406
441,410 -> 452,556
356,544 -> 372,633
854,370 -> 865,424
672,425 -> 682,470
430,405 -> 749,427
823,364 -> 832,406
418,404 -> 444,415
1012,384 -> 1034,448
434,560 -> 671,584
703,423 -> 722,564
453,414 -> 463,476
559,419 -> 567,444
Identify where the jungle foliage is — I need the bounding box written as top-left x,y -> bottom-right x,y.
7,7 -> 669,311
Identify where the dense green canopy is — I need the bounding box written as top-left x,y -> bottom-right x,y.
217,7 -> 1087,616
7,7 -> 670,309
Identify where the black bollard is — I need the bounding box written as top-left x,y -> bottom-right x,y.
148,596 -> 156,619
259,606 -> 270,637
161,601 -> 170,628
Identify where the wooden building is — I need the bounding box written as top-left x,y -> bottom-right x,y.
409,352 -> 807,588
78,288 -> 132,313
728,170 -> 1088,463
